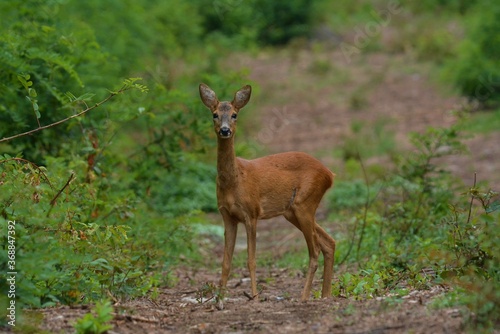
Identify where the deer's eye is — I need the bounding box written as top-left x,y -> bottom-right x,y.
213,113 -> 218,119
231,113 -> 237,120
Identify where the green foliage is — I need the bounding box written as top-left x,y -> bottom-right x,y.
196,282 -> 227,306
327,116 -> 499,329
0,0 -> 111,160
74,300 -> 113,334
253,0 -> 317,45
404,0 -> 479,14
65,0 -> 203,69
339,120 -> 396,161
431,217 -> 499,331
331,120 -> 467,266
437,184 -> 500,329
328,180 -> 370,213
331,267 -> 427,300
443,186 -> 499,275
393,15 -> 458,62
0,153 -> 202,308
317,0 -> 376,31
461,108 -> 500,134
196,0 -> 320,46
0,0 -> 253,312
442,0 -> 500,105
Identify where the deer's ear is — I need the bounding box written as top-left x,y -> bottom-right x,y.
199,83 -> 219,110
232,85 -> 251,111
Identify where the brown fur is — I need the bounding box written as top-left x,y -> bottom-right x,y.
199,83 -> 336,301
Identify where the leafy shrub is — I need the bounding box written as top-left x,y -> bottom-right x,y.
410,20 -> 457,62
74,300 -> 113,334
442,0 -> 500,106
403,0 -> 479,14
253,0 -> 318,45
328,119 -> 466,266
0,1 -> 246,316
65,0 -> 203,68
0,157 -> 133,306
0,152 -> 204,310
196,0 -> 320,46
339,120 -> 396,161
0,1 -> 111,161
327,114 -> 499,329
328,179 -> 370,213
439,183 -> 500,329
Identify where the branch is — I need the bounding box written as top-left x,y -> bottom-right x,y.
45,172 -> 76,218
50,172 -> 75,206
0,157 -> 54,189
0,86 -> 127,143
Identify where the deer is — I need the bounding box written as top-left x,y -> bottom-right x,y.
199,83 -> 336,302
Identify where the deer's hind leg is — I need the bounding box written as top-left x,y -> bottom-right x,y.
284,209 -> 321,301
315,224 -> 335,298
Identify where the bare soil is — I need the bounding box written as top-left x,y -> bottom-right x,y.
37,267 -> 464,334
27,49 -> 500,333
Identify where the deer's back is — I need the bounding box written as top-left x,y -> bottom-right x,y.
234,151 -> 334,219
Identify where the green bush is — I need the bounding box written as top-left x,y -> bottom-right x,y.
0,1 -> 112,161
0,154 -> 197,308
442,0 -> 500,106
403,0 -> 479,14
0,0 -> 225,313
74,300 -> 113,334
327,116 -> 499,329
196,0 -> 320,46
431,184 -> 500,330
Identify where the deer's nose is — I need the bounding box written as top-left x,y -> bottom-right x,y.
219,127 -> 232,137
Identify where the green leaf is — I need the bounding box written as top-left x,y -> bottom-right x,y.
65,92 -> 78,102
17,73 -> 32,90
33,103 -> 41,118
29,88 -> 37,98
89,258 -> 113,271
486,200 -> 500,213
77,93 -> 96,101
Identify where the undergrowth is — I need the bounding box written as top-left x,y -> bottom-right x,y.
0,153 -> 199,308
327,115 -> 500,330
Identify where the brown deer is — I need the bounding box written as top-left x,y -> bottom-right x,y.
199,83 -> 336,301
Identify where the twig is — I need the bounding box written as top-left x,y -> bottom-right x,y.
113,313 -> 159,324
49,173 -> 75,207
45,172 -> 75,218
243,285 -> 264,301
0,86 -> 128,143
0,157 -> 54,189
243,291 -> 256,300
339,151 -> 367,265
466,172 -> 477,225
356,152 -> 370,261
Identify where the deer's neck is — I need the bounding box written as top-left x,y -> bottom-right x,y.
217,137 -> 238,188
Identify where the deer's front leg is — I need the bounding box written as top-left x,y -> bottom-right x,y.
245,219 -> 258,299
220,212 -> 238,290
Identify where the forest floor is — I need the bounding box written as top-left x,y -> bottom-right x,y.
37,266 -> 464,334
32,49 -> 499,333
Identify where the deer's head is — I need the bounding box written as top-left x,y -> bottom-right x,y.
199,83 -> 252,139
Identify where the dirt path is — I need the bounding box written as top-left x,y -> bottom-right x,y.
38,267 -> 464,334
